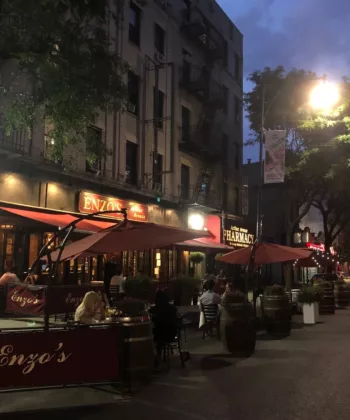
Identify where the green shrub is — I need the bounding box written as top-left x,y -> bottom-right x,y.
189,252 -> 205,265
114,298 -> 147,317
264,284 -> 286,296
124,275 -> 152,299
298,285 -> 322,304
173,275 -> 200,305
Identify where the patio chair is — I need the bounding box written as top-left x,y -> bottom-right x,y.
162,316 -> 186,368
200,303 -> 219,340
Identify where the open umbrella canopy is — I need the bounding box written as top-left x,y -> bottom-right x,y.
49,220 -> 208,262
216,242 -> 313,265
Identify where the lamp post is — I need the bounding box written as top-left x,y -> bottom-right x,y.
255,77 -> 340,242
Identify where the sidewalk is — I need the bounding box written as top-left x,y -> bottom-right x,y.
0,322 -> 209,415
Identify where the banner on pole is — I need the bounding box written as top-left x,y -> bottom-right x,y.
264,130 -> 286,184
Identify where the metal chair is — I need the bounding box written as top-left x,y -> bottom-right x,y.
200,303 -> 219,339
162,316 -> 185,367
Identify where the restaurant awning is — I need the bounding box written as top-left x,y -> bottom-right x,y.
0,206 -> 114,233
175,237 -> 233,251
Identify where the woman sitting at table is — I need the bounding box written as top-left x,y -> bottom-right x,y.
75,291 -> 106,324
149,290 -> 178,362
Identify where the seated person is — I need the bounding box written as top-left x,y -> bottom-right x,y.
75,291 -> 106,324
110,269 -> 125,293
149,290 -> 178,360
199,279 -> 221,305
0,267 -> 20,285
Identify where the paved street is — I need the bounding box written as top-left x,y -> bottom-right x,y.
3,311 -> 350,420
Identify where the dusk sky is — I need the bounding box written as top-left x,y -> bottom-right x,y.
217,0 -> 350,162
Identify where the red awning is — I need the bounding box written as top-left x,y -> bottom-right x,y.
176,237 -> 233,251
0,207 -> 115,232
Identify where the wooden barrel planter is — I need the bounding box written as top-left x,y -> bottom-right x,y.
316,282 -> 335,314
114,300 -> 154,385
334,283 -> 350,309
262,286 -> 292,336
220,291 -> 256,357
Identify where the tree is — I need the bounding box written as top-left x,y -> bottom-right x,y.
245,66 -> 350,285
0,0 -> 128,165
245,66 -> 350,245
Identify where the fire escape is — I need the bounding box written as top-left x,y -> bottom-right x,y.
179,3 -> 227,210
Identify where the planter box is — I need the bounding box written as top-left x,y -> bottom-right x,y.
303,303 -> 319,324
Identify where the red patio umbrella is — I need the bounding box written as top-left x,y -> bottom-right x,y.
49,219 -> 209,262
216,243 -> 312,266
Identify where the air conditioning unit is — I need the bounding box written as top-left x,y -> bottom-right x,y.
127,102 -> 136,113
154,51 -> 165,64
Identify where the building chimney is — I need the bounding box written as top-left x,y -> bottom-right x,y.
247,159 -> 251,164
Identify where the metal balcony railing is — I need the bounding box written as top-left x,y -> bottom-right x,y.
180,7 -> 226,60
179,124 -> 223,160
179,184 -> 222,210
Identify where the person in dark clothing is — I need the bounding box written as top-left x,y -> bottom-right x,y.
149,290 -> 178,362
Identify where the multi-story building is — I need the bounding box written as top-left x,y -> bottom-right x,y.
0,0 -> 243,280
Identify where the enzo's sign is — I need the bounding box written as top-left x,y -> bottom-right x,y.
78,191 -> 148,222
223,224 -> 254,249
6,285 -> 45,315
0,328 -> 120,389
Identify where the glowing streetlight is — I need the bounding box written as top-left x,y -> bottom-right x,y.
310,80 -> 339,110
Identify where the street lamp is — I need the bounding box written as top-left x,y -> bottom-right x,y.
310,80 -> 340,110
256,76 -> 339,241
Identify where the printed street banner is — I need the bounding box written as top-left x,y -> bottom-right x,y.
264,130 -> 286,184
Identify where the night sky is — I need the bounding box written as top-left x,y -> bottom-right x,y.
218,0 -> 350,162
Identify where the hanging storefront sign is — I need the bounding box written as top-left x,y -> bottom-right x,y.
0,328 -> 120,389
78,191 -> 148,222
223,222 -> 254,249
306,242 -> 325,252
264,130 -> 286,184
6,285 -> 46,315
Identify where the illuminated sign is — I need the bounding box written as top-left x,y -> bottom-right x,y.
223,224 -> 254,248
78,192 -> 148,222
306,242 -> 325,252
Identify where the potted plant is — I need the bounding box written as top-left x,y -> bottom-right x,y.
298,285 -> 322,324
262,284 -> 292,335
124,275 -> 152,301
173,275 -> 200,306
221,290 -> 256,356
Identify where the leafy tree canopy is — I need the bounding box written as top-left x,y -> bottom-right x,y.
244,66 -> 350,248
0,0 -> 128,165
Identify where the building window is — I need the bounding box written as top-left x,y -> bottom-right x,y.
234,95 -> 240,123
154,23 -> 165,55
128,71 -> 139,115
181,106 -> 191,143
223,85 -> 228,115
86,126 -> 102,173
153,153 -> 163,192
125,141 -> 138,185
153,88 -> 164,129
129,2 -> 141,46
181,164 -> 190,199
235,143 -> 240,169
234,52 -> 240,80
